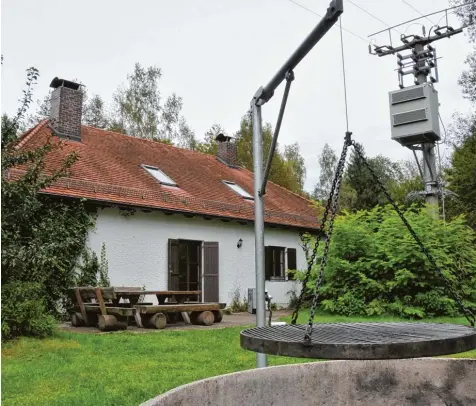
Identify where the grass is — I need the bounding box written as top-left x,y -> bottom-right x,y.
2,312 -> 475,406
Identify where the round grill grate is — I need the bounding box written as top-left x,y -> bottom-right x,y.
240,322 -> 476,360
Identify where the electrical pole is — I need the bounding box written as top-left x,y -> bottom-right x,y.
369,9 -> 470,219
413,42 -> 439,216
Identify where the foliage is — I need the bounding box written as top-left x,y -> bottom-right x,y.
1,282 -> 58,341
445,129 -> 476,229
99,242 -> 110,287
295,205 -> 476,319
2,67 -> 96,339
343,145 -> 406,210
229,287 -> 248,312
314,143 -> 423,211
83,94 -> 109,129
233,115 -> 305,194
75,243 -> 110,287
313,143 -> 338,201
451,0 -> 476,102
196,123 -> 225,155
283,142 -> 307,192
111,63 -> 197,147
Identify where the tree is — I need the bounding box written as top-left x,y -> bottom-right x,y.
111,62 -> 198,147
235,115 -> 302,194
452,1 -> 476,102
111,63 -> 162,139
196,123 -> 226,155
313,143 -> 338,201
2,67 -> 96,340
342,145 -> 407,211
446,129 -> 476,229
284,142 -> 307,192
445,1 -> 476,228
83,94 -> 109,129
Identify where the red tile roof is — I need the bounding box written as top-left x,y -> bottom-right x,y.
12,120 -> 320,230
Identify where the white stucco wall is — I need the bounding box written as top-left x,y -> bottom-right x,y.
87,208 -> 305,307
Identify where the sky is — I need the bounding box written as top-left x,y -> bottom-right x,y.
1,0 -> 473,193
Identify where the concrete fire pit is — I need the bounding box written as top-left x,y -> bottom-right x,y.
141,358 -> 475,406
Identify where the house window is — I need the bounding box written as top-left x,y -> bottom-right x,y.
223,180 -> 253,200
265,246 -> 285,280
265,246 -> 297,281
287,248 -> 297,280
142,164 -> 177,187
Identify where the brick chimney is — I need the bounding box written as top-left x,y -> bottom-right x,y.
215,133 -> 238,168
49,77 -> 83,141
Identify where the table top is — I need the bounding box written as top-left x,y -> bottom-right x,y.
115,290 -> 201,296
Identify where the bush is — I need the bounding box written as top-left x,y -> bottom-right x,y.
1,67 -> 97,337
295,205 -> 476,319
76,243 -> 110,287
1,281 -> 57,341
229,288 -> 248,312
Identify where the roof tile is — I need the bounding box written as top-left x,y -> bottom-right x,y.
13,121 -> 320,230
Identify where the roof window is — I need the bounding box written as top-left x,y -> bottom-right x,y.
142,165 -> 177,187
223,180 -> 253,200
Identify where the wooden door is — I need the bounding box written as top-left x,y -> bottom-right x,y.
203,242 -> 219,303
168,239 -> 180,290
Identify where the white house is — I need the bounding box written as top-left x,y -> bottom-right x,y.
16,77 -> 320,307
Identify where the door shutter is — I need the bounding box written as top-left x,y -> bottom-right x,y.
168,239 -> 180,290
287,248 -> 297,280
265,246 -> 272,280
203,242 -> 219,303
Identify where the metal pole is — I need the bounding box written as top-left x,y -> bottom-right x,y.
252,100 -> 267,368
261,71 -> 294,196
414,43 -> 439,218
259,0 -> 343,103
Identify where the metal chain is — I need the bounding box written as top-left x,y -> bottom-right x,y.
304,134 -> 351,341
291,134 -> 352,325
351,141 -> 475,327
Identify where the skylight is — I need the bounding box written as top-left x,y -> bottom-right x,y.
142,165 -> 177,187
223,180 -> 253,200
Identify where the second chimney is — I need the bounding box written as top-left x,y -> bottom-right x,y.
215,133 -> 238,168
49,77 -> 83,142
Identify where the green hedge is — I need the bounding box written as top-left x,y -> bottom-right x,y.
295,205 -> 476,318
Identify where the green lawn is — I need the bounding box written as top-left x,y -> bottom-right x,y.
2,312 -> 475,406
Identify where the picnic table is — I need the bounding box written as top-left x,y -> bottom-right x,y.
112,289 -> 202,305
69,287 -> 223,331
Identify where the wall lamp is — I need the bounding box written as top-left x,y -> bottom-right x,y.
237,238 -> 243,248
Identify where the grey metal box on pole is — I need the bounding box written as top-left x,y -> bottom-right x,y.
389,83 -> 440,146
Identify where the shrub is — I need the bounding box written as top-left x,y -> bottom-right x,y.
76,243 -> 110,287
1,67 -> 96,338
229,288 -> 248,312
1,281 -> 57,341
295,205 -> 476,319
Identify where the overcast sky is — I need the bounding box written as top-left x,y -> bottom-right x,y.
1,0 -> 473,193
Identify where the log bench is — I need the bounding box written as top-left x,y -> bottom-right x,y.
134,303 -> 223,329
69,287 -> 138,331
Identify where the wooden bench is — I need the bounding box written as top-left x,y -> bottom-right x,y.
134,302 -> 223,329
69,287 -> 137,331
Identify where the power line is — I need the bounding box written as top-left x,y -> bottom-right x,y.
287,0 -> 368,43
347,0 -> 402,35
368,2 -> 475,37
399,0 -> 436,26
